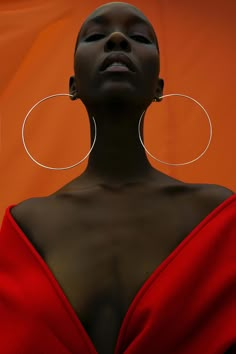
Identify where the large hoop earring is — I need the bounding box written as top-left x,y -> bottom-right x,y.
138,93 -> 213,166
22,93 -> 97,170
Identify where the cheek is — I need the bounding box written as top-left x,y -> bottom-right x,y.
74,54 -> 86,78
145,53 -> 159,75
141,61 -> 159,91
74,52 -> 102,94
135,46 -> 159,78
74,46 -> 93,76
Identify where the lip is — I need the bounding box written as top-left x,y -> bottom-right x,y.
100,53 -> 136,72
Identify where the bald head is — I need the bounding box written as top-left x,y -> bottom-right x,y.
86,2 -> 151,24
74,2 -> 159,53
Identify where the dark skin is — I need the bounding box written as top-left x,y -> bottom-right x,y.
11,3 -> 234,354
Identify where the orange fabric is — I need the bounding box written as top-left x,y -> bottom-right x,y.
0,0 -> 235,219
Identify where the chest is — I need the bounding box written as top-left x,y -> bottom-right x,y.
26,192 -> 201,353
43,222 -> 183,353
41,193 -> 190,305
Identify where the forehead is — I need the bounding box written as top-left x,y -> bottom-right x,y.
81,2 -> 153,29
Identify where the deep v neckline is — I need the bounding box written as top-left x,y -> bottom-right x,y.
5,194 -> 236,354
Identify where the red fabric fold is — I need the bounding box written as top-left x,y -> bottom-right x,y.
0,195 -> 236,354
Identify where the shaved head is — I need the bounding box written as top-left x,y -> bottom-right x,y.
74,2 -> 159,54
86,2 -> 151,24
71,1 -> 163,109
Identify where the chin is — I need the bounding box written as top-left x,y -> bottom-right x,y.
81,85 -> 148,110
100,83 -> 138,100
102,92 -> 139,106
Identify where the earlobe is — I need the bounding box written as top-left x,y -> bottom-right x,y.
154,78 -> 164,102
69,76 -> 79,100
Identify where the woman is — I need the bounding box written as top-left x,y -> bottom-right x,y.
0,2 -> 235,354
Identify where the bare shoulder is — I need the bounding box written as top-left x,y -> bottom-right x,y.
11,197 -> 49,226
178,183 -> 235,221
194,183 -> 234,208
10,197 -> 54,246
160,180 -> 235,232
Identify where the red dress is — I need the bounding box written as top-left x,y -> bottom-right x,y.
0,195 -> 236,354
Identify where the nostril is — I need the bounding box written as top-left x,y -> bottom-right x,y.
105,38 -> 130,52
104,32 -> 131,52
120,40 -> 129,50
106,40 -> 115,51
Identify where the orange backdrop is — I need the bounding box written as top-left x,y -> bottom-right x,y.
1,0 -> 235,221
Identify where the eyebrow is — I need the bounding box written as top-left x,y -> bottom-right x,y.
85,14 -> 109,26
84,13 -> 152,29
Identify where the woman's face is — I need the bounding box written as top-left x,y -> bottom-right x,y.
72,3 -> 162,108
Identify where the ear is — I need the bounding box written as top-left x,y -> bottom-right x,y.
153,78 -> 164,102
69,76 -> 79,101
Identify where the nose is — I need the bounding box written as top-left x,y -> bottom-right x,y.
104,32 -> 131,52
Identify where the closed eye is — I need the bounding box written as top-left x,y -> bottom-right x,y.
130,34 -> 152,44
85,33 -> 105,42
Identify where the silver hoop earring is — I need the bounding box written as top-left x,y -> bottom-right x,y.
22,93 -> 97,170
138,93 -> 213,166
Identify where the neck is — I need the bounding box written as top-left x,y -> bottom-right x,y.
83,104 -> 154,185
